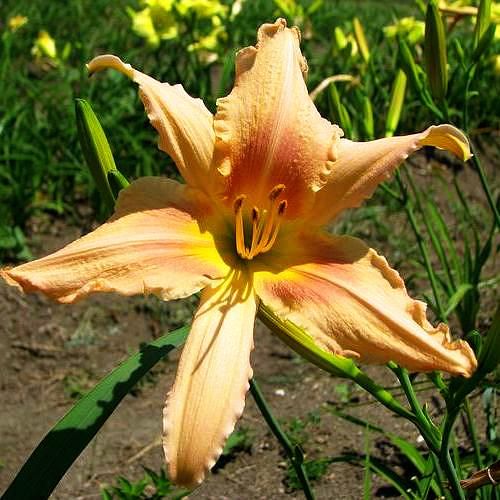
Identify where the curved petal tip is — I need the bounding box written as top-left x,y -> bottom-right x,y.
419,124 -> 472,161
87,54 -> 133,78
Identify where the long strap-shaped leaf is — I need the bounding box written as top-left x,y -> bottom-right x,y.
2,326 -> 189,500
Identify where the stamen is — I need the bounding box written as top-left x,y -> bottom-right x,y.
233,187 -> 287,260
247,207 -> 262,258
234,195 -> 247,258
268,183 -> 286,201
277,199 -> 287,216
233,195 -> 246,213
260,200 -> 287,253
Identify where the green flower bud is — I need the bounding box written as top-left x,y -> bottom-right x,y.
424,0 -> 448,101
474,0 -> 491,49
353,17 -> 370,63
75,99 -> 129,211
385,69 -> 407,137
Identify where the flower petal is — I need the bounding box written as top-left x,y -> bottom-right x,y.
253,231 -> 477,377
213,18 -> 341,218
163,272 -> 256,487
87,54 -> 218,194
1,178 -> 230,303
310,124 -> 471,223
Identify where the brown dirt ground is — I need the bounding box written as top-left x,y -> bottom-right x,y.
0,146 -> 498,499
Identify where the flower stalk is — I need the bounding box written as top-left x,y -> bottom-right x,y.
249,379 -> 315,500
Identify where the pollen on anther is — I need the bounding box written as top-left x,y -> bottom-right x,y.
278,199 -> 288,216
269,184 -> 286,201
251,207 -> 260,221
233,195 -> 246,213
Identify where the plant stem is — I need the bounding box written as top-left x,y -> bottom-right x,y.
389,364 -> 440,454
464,397 -> 483,469
469,147 -> 500,229
440,405 -> 467,500
249,378 -> 315,500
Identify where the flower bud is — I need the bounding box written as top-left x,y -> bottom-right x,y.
478,306 -> 500,375
353,17 -> 370,63
474,0 -> 491,49
472,22 -> 495,65
361,95 -> 374,140
385,69 -> 407,137
329,83 -> 353,138
424,0 -> 448,101
75,99 -> 129,211
399,39 -> 422,93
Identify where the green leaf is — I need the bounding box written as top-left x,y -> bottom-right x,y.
328,408 -> 442,496
444,283 -> 473,317
329,453 -> 415,499
2,326 -> 189,500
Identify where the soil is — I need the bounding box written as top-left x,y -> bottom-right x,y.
0,146 -> 498,500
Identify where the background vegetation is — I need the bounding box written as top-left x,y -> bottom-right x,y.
0,0 -> 498,498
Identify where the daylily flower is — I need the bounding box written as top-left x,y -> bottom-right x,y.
383,17 -> 425,45
7,14 -> 28,32
127,0 -> 179,48
2,18 -> 477,488
31,30 -> 58,61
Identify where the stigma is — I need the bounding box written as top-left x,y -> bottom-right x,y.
233,185 -> 287,260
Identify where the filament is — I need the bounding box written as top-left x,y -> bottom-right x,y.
233,185 -> 287,260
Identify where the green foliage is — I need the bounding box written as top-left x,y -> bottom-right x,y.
101,468 -> 189,500
286,457 -> 332,491
1,326 -> 189,500
1,0 -> 497,264
221,427 -> 254,457
1,1 -> 499,499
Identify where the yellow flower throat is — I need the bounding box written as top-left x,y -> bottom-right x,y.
233,184 -> 287,260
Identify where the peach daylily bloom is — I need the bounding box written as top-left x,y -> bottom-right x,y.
2,18 -> 476,488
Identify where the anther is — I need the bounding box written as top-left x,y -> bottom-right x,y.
233,195 -> 246,213
268,184 -> 286,201
278,199 -> 287,216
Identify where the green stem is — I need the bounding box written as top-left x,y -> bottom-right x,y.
249,379 -> 315,500
389,364 -> 440,454
463,397 -> 483,469
441,450 -> 465,500
440,406 -> 466,500
389,364 -> 466,498
429,452 -> 450,499
469,147 -> 500,229
462,66 -> 475,132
